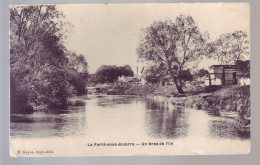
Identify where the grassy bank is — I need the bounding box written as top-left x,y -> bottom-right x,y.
105,82 -> 178,96
170,85 -> 250,114
106,82 -> 250,132
106,83 -> 250,115
108,83 -> 250,114
150,85 -> 250,132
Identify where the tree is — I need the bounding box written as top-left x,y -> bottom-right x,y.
210,31 -> 249,65
195,68 -> 209,78
143,65 -> 166,84
95,65 -> 119,83
10,5 -> 88,112
178,69 -> 193,82
236,60 -> 250,78
66,52 -> 89,95
137,15 -> 209,94
95,65 -> 134,83
119,65 -> 134,77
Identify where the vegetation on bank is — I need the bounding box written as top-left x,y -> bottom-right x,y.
100,81 -> 250,132
156,85 -> 250,132
10,5 -> 88,113
103,81 -> 250,116
10,4 -> 250,133
137,15 -> 249,94
170,85 -> 250,114
93,65 -> 134,83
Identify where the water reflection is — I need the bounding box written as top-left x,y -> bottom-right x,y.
10,106 -> 86,138
145,98 -> 189,139
96,95 -> 136,107
10,95 -> 250,141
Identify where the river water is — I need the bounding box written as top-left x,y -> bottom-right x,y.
10,95 -> 250,156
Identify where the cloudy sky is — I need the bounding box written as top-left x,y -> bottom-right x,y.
58,3 -> 250,74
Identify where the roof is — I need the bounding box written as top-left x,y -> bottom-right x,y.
124,77 -> 136,81
209,65 -> 239,69
118,76 -> 136,82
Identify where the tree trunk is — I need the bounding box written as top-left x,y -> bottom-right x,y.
176,84 -> 184,94
173,76 -> 184,94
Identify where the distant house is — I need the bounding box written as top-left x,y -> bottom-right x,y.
87,87 -> 102,94
118,75 -> 137,83
205,61 -> 250,86
160,75 -> 174,86
138,66 -> 175,86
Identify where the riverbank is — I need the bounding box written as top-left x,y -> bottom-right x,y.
97,83 -> 250,118
147,85 -> 250,132
24,82 -> 250,132
10,94 -> 250,156
104,83 -> 176,96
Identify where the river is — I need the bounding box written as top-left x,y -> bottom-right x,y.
10,95 -> 250,156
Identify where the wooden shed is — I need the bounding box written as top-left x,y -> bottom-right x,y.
205,62 -> 249,86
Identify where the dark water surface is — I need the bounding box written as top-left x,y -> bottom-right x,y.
10,95 -> 250,141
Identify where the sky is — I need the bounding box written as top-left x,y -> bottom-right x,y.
58,3 -> 250,74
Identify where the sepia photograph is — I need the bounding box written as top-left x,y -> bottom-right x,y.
9,3 -> 250,156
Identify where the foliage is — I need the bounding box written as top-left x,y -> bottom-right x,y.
143,65 -> 166,84
10,75 -> 34,114
137,15 -> 209,94
177,69 -> 193,82
195,68 -> 209,78
10,5 -> 88,113
95,65 -> 134,83
144,65 -> 193,83
106,83 -> 159,96
65,52 -> 89,95
209,31 -> 249,65
236,60 -> 250,78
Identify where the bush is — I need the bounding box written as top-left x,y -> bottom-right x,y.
10,5 -> 89,113
95,65 -> 134,83
10,76 -> 33,114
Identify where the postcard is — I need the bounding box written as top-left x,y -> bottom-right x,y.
10,3 -> 250,156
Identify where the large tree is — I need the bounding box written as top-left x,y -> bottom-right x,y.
95,65 -> 134,83
10,5 -> 88,112
65,52 -> 89,96
137,15 -> 209,94
210,31 -> 249,65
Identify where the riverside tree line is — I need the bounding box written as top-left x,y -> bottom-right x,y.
10,5 -> 249,113
10,5 -> 89,113
137,15 -> 249,94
